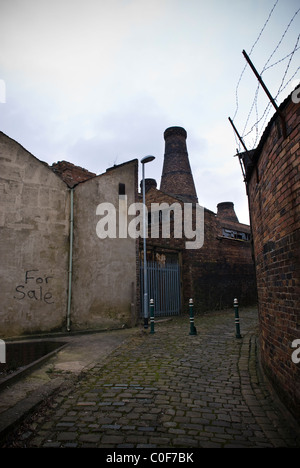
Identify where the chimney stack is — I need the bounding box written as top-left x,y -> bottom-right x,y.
217,202 -> 239,223
160,127 -> 198,204
140,178 -> 157,193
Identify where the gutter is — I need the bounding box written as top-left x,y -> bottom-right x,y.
66,188 -> 74,332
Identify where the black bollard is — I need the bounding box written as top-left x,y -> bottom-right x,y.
189,298 -> 197,335
234,298 -> 242,339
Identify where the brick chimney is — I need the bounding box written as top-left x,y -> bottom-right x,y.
217,202 -> 239,223
140,178 -> 157,193
160,126 -> 198,204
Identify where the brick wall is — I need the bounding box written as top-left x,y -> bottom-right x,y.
141,187 -> 256,313
51,161 -> 96,187
144,126 -> 257,313
246,93 -> 300,420
183,208 -> 256,312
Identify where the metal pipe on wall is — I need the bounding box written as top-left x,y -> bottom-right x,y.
66,188 -> 74,332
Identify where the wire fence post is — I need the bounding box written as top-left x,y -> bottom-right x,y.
242,49 -> 287,138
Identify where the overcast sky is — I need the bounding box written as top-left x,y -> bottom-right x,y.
0,0 -> 299,224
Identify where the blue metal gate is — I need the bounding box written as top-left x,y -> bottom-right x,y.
140,261 -> 181,317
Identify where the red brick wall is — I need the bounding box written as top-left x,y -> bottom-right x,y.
141,188 -> 256,313
51,161 -> 96,187
247,95 -> 300,420
183,208 -> 256,312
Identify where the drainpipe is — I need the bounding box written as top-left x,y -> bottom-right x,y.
66,188 -> 74,332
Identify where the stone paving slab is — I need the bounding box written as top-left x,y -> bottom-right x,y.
1,309 -> 299,448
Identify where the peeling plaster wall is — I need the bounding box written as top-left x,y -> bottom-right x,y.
0,132 -> 139,337
0,132 -> 70,337
70,160 -> 139,330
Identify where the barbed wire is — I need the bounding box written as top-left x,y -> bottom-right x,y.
275,33 -> 300,99
232,0 -> 279,122
244,40 -> 299,148
231,2 -> 300,152
261,7 -> 300,76
263,45 -> 300,73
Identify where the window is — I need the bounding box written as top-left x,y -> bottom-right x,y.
119,183 -> 125,196
222,228 -> 250,241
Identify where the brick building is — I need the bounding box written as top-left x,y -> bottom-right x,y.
0,125 -> 256,338
242,89 -> 300,420
140,127 -> 256,315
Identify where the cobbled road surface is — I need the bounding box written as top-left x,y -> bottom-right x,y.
1,308 -> 299,448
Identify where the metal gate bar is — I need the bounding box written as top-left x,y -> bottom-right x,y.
140,261 -> 181,317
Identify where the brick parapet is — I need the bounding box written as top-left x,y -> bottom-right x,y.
51,161 -> 96,188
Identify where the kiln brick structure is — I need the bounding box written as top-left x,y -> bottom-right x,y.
243,90 -> 300,420
160,126 -> 198,204
141,126 -> 256,313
